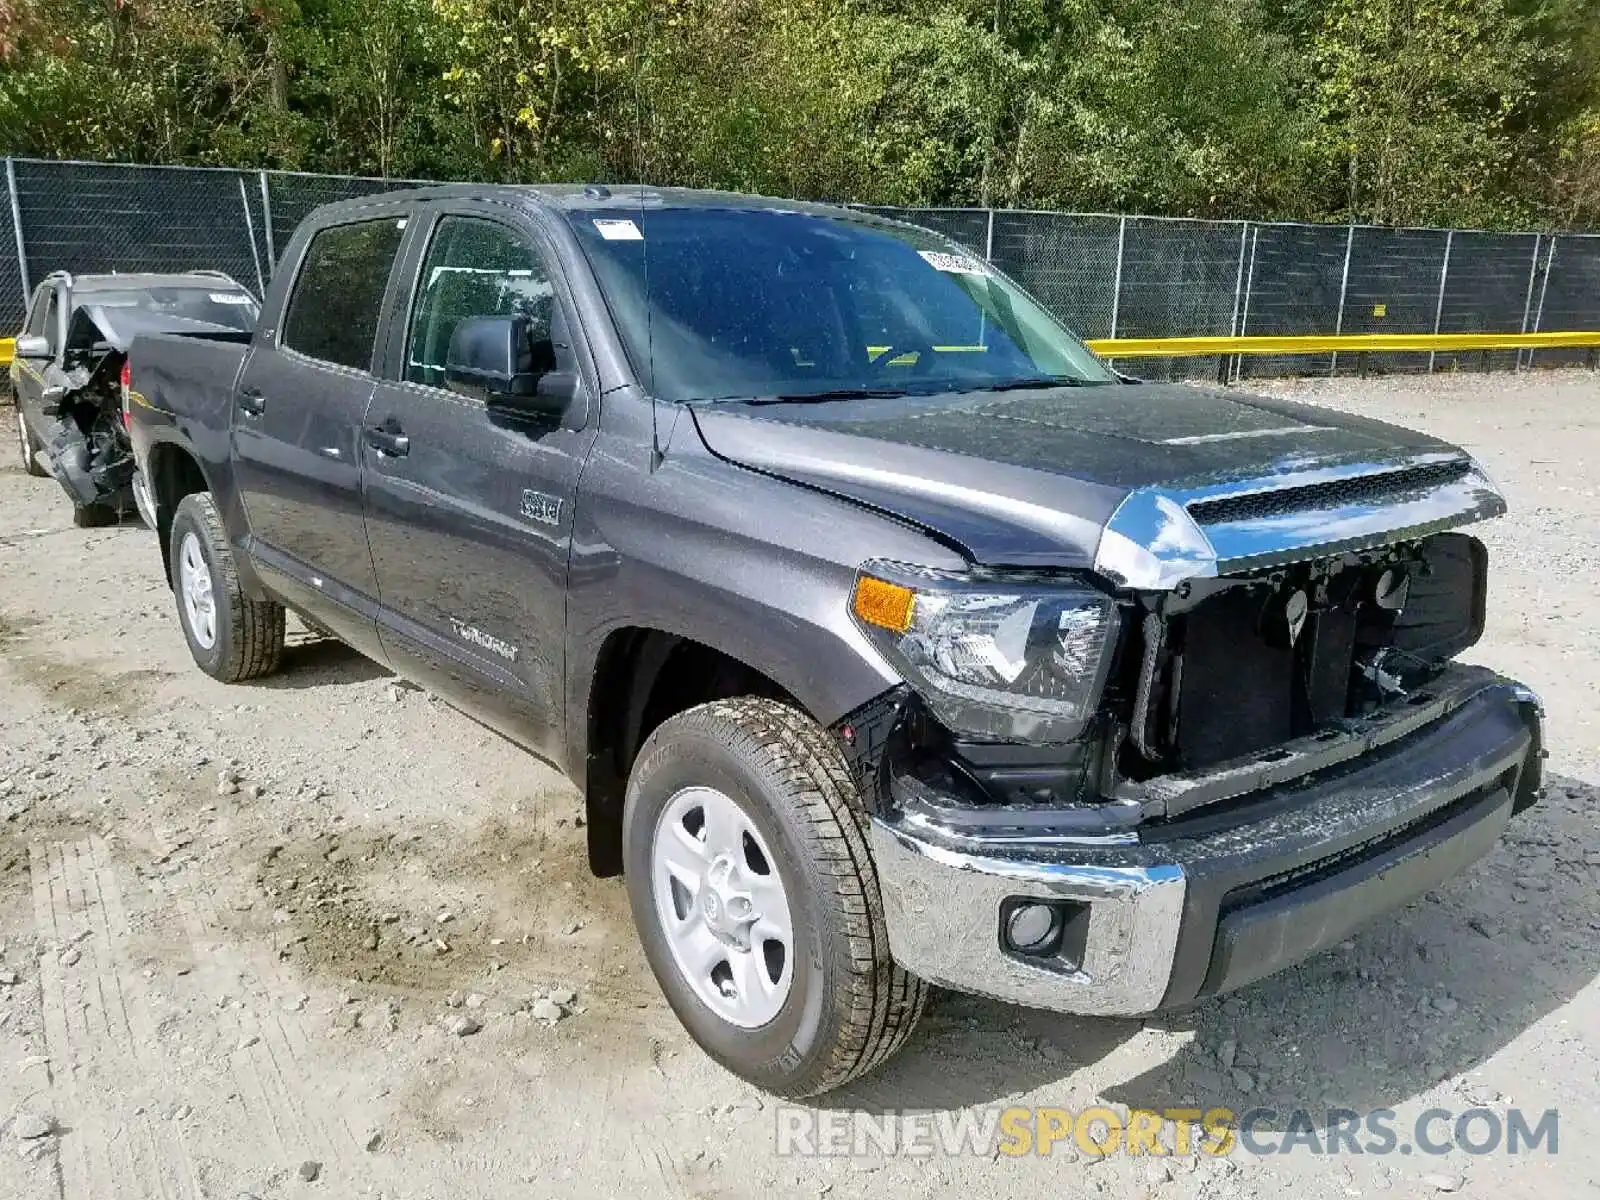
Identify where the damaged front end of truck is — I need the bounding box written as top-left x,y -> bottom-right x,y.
813,445 -> 1544,1016
38,303 -> 140,513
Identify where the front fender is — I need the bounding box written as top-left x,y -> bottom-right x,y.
563,402 -> 966,782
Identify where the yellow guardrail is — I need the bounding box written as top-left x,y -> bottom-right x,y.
0,337 -> 12,367
1085,331 -> 1600,358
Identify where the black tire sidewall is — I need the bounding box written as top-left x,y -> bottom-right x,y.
169,497 -> 233,678
623,718 -> 845,1092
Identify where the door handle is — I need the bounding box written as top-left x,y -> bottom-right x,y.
237,390 -> 266,417
363,423 -> 410,457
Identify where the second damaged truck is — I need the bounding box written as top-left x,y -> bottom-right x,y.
127,186 -> 1544,1097
10,270 -> 257,526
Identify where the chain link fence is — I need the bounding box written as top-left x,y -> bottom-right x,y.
4,157 -> 1597,380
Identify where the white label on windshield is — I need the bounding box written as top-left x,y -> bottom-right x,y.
918,250 -> 989,276
209,292 -> 253,304
593,218 -> 643,241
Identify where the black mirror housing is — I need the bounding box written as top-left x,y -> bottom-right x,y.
445,314 -> 582,423
445,315 -> 539,399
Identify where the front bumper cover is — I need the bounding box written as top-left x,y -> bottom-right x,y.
870,667 -> 1542,1015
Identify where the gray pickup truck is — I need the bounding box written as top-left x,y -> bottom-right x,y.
127,184 -> 1544,1097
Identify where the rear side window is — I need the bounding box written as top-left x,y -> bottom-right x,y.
25,286 -> 58,345
282,218 -> 405,370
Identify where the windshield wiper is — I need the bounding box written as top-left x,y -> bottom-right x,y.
970,375 -> 1098,392
745,387 -> 913,405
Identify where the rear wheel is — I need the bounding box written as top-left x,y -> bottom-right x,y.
15,406 -> 47,477
623,697 -> 927,1097
169,492 -> 284,682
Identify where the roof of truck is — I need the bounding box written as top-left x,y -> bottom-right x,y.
309,183 -> 879,224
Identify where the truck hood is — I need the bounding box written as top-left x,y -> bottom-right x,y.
689,382 -> 1506,587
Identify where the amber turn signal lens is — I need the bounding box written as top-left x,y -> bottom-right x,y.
852,575 -> 915,633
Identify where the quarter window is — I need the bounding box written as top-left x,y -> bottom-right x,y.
282,218 -> 405,370
405,217 -> 555,388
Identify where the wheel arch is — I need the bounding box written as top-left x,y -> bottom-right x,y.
580,626 -> 854,877
146,438 -> 212,585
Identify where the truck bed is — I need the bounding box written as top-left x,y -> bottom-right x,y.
129,331 -> 250,430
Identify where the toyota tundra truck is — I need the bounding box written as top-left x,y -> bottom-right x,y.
125,184 -> 1545,1097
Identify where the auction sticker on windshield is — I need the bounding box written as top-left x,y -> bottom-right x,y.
593,219 -> 644,241
919,250 -> 989,276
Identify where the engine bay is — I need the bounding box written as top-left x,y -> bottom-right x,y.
1113,531 -> 1488,778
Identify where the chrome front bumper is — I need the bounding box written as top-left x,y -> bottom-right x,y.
871,826 -> 1187,1014
870,671 -> 1542,1016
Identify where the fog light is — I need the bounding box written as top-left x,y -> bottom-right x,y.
1005,903 -> 1062,954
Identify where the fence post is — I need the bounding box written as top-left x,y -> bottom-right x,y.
1235,224 -> 1259,383
1109,214 -> 1127,340
238,175 -> 266,298
1330,224 -> 1355,376
259,170 -> 276,274
983,208 -> 995,264
1517,234 -> 1542,370
6,158 -> 30,303
1227,221 -> 1249,384
1428,229 -> 1453,374
1528,235 -> 1556,371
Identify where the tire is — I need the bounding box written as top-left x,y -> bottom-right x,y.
623,697 -> 927,1097
16,405 -> 48,477
131,469 -> 158,530
72,501 -> 119,528
169,492 -> 284,682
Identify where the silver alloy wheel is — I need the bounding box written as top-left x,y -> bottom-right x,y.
177,531 -> 218,650
651,785 -> 795,1028
131,469 -> 157,529
16,409 -> 31,471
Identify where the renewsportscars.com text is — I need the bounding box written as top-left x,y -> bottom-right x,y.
774,1106 -> 1559,1160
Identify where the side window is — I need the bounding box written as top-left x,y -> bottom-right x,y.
22,288 -> 46,336
282,218 -> 405,370
26,287 -> 58,346
405,216 -> 555,388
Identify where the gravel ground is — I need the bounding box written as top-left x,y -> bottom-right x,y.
0,370 -> 1596,1199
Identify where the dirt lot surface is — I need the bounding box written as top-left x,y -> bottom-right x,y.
0,371 -> 1596,1199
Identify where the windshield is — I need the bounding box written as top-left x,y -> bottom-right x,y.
569,206 -> 1114,402
77,286 -> 259,332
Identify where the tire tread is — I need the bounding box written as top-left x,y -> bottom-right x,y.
173,492 -> 284,682
648,697 -> 927,1097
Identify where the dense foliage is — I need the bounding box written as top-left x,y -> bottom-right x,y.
0,0 -> 1595,228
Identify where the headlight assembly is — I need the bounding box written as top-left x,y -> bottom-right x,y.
850,561 -> 1119,744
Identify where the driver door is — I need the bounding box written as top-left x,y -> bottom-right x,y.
362,206 -> 599,757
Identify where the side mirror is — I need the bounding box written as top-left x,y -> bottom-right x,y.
14,334 -> 50,360
445,314 -> 581,422
445,315 -> 538,399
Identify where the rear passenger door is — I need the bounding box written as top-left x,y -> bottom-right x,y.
232,210 -> 409,658
361,206 -> 599,756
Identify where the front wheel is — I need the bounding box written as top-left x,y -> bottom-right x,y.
169,492 -> 284,682
623,698 -> 927,1097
